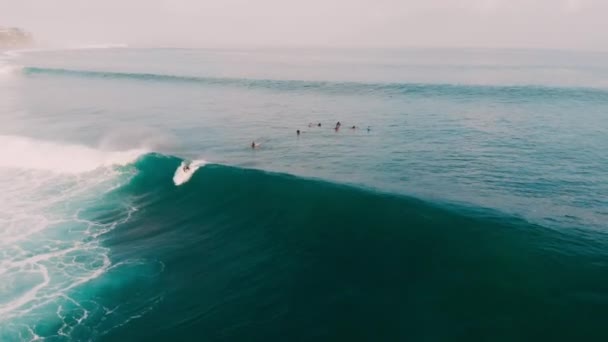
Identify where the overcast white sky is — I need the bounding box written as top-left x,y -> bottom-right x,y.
2,0 -> 607,49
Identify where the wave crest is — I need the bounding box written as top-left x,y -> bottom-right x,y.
22,66 -> 608,102
0,135 -> 147,174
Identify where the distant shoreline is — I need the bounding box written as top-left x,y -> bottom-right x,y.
0,27 -> 33,48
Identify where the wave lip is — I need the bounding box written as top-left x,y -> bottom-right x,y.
0,135 -> 148,174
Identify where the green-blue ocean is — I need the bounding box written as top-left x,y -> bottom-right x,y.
1,47 -> 607,341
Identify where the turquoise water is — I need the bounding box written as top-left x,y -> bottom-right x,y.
1,47 -> 608,341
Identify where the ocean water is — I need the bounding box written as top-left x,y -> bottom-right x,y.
1,47 -> 608,341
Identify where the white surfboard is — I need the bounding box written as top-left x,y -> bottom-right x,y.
173,159 -> 207,186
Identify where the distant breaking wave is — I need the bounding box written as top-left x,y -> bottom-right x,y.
0,64 -> 22,76
23,67 -> 608,102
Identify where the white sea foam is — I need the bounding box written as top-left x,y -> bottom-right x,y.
0,63 -> 23,75
0,136 -> 143,338
0,51 -> 23,78
0,168 -> 128,319
0,135 -> 147,174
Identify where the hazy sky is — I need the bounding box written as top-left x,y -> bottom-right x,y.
2,0 -> 607,49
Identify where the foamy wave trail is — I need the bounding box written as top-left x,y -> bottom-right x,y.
0,137 -> 150,340
22,67 -> 608,102
0,51 -> 23,78
0,63 -> 23,72
0,135 -> 147,174
0,64 -> 23,77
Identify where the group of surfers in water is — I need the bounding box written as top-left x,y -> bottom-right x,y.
252,122 -> 370,149
182,122 -> 370,172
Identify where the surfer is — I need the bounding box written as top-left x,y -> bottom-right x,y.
317,122 -> 322,127
351,125 -> 357,129
297,129 -> 301,136
183,163 -> 190,172
335,121 -> 341,131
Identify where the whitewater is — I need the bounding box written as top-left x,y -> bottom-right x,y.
0,134 -> 147,339
1,47 -> 608,341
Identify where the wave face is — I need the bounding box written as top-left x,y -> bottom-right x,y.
50,154 -> 604,341
23,66 -> 608,103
